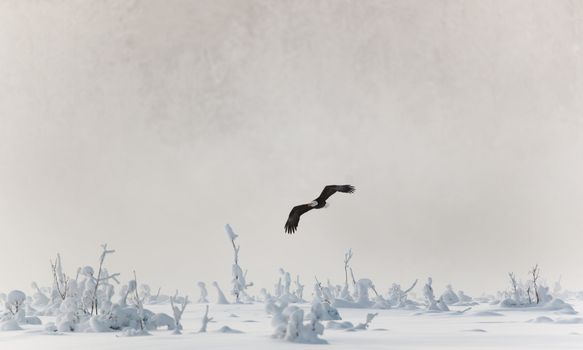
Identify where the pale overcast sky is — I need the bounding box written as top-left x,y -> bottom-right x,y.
1,1 -> 582,297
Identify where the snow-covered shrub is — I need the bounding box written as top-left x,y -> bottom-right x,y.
266,300 -> 327,344
423,277 -> 449,312
273,268 -> 302,303
2,290 -> 26,324
440,285 -> 460,305
499,267 -> 573,312
333,278 -> 377,308
31,246 -> 178,334
387,280 -> 419,309
458,290 -> 473,303
259,288 -> 274,302
308,300 -> 342,321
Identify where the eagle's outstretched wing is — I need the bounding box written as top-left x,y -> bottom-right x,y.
284,204 -> 314,234
315,184 -> 355,202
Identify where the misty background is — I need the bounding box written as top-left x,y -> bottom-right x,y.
1,1 -> 582,297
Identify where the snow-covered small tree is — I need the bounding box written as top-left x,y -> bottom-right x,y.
274,277 -> 283,298
225,224 -> 253,303
340,249 -> 354,300
313,277 -> 326,302
30,282 -> 50,308
294,275 -> 305,302
212,281 -> 229,304
128,271 -> 148,335
170,290 -> 188,334
529,264 -> 541,304
355,279 -> 375,306
90,244 -> 120,315
508,272 -> 522,303
282,269 -> 292,296
197,282 -> 209,303
50,254 -> 69,301
199,305 -> 213,333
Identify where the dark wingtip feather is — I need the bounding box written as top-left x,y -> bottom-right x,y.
284,222 -> 296,234
342,185 -> 355,193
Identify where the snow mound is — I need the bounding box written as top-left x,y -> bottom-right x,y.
216,326 -> 243,333
117,328 -> 151,337
528,316 -> 554,323
555,317 -> 583,324
0,320 -> 22,331
473,311 -> 504,317
326,321 -> 354,330
499,298 -> 576,314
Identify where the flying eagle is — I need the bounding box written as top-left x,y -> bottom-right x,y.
284,185 -> 355,234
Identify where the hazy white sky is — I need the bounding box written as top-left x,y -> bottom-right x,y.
1,1 -> 582,297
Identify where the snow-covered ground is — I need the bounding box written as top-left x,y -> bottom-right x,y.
2,300 -> 583,349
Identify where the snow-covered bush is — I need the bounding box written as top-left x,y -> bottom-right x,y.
20,246 -> 179,334
440,284 -> 459,305
423,277 -> 449,312
387,280 -> 419,309
309,300 -> 342,321
499,266 -> 573,312
458,290 -> 473,303
273,268 -> 302,303
333,278 -> 377,308
5,290 -> 26,322
266,300 -> 328,344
